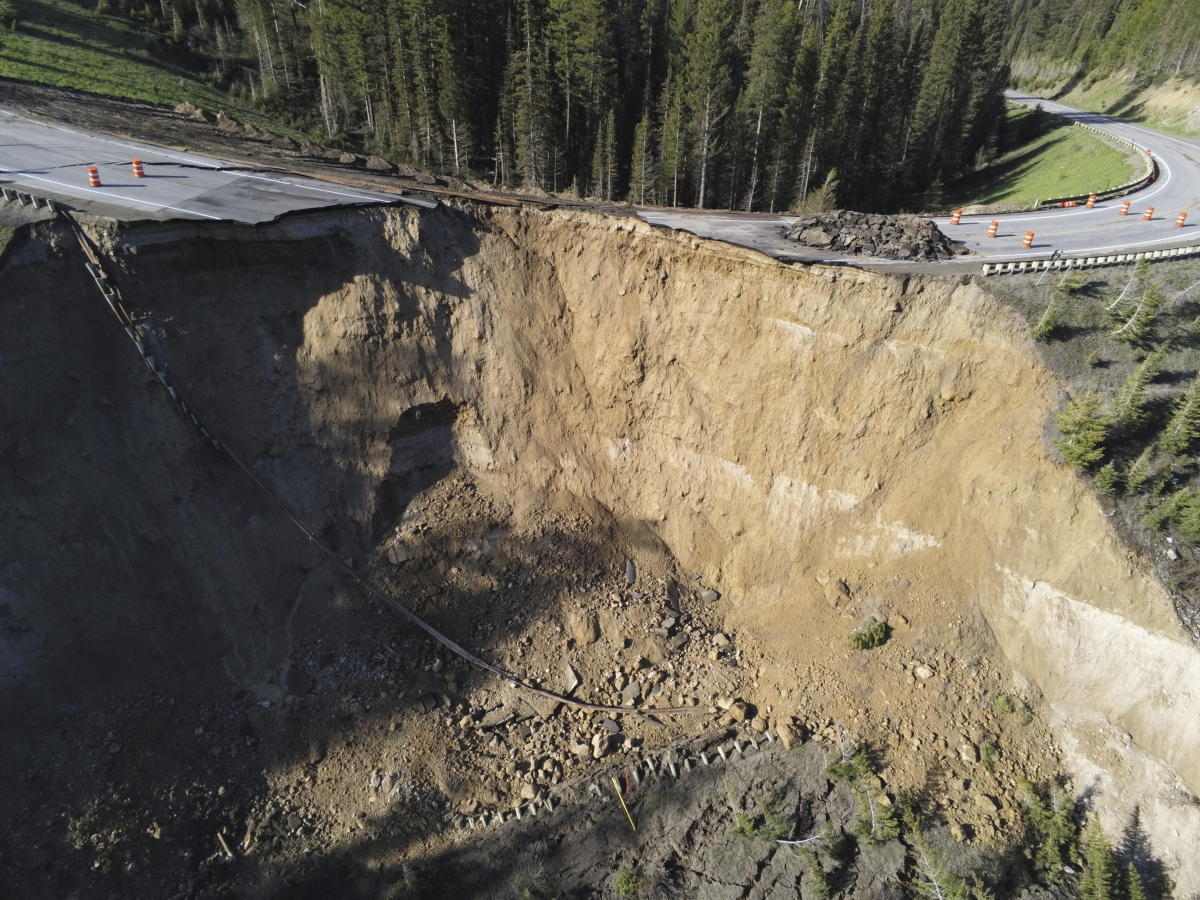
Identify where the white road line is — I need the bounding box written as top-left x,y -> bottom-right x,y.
235,170 -> 389,203
936,156 -> 1176,227
10,171 -> 221,219
2,108 -> 392,204
979,233 -> 1200,260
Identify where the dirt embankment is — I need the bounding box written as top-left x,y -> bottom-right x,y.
1,205 -> 1197,896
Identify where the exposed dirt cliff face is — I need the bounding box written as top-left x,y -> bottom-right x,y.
1,204 -> 1197,896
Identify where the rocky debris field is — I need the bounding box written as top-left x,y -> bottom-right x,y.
0,470 -> 1062,899
781,211 -> 958,260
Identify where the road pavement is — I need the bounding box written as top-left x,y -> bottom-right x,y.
4,93 -> 1197,269
0,108 -> 433,222
638,92 -> 1200,270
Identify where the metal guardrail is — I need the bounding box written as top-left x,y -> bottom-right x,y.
0,186 -> 58,210
1034,123 -> 1157,209
981,243 -> 1200,276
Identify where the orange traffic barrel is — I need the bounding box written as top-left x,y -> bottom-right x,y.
950,208 -> 962,225
1086,194 -> 1098,208
1022,231 -> 1035,248
987,221 -> 998,238
131,159 -> 145,178
1177,211 -> 1188,227
1119,200 -> 1132,215
1143,207 -> 1155,221
87,166 -> 102,187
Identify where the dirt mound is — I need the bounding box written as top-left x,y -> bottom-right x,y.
782,210 -> 957,260
1,206 -> 1197,896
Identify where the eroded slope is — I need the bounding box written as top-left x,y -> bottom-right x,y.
1,204 -> 1197,895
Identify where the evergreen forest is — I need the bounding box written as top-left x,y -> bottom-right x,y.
1009,0 -> 1200,88
72,0 -> 1014,211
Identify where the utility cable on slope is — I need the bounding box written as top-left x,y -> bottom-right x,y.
63,213 -> 704,719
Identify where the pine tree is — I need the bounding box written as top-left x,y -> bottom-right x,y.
738,0 -> 796,210
1079,826 -> 1119,900
656,75 -> 688,206
1160,375 -> 1200,457
1127,864 -> 1149,900
682,0 -> 735,208
1125,445 -> 1155,493
1054,393 -> 1109,470
798,847 -> 831,900
548,0 -> 615,185
826,745 -> 898,846
1109,344 -> 1166,437
628,107 -> 655,204
1018,779 -> 1079,878
1094,461 -> 1119,495
1032,292 -> 1059,341
1112,283 -> 1165,346
801,0 -> 852,204
907,814 -> 972,900
907,0 -> 975,184
511,0 -> 558,190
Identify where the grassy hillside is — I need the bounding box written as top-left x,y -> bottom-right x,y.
1059,73 -> 1200,138
944,106 -> 1139,212
0,0 -> 275,127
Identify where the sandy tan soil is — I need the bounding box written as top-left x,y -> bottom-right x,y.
1,196 -> 1197,897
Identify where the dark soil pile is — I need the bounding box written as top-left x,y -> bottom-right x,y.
782,211 -> 957,260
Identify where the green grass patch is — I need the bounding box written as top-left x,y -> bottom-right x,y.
0,0 -> 277,127
847,616 -> 890,650
945,105 -> 1138,211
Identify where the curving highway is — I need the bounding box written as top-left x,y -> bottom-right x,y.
937,92 -> 1200,260
3,93 -> 1197,270
638,92 -> 1200,271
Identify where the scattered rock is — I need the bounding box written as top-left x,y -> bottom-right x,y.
563,662 -> 580,695
728,700 -> 756,723
699,588 -> 720,604
215,111 -> 240,133
478,707 -> 513,729
624,558 -> 637,585
365,155 -> 393,172
913,664 -> 936,680
974,794 -> 1000,814
958,742 -> 978,764
777,724 -> 800,750
620,682 -> 642,706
